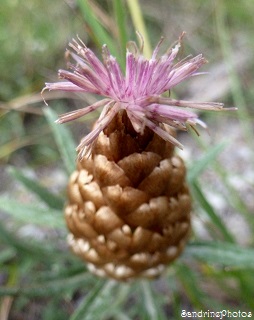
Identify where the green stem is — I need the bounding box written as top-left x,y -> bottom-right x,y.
126,0 -> 152,58
214,1 -> 254,149
113,0 -> 128,53
112,0 -> 128,70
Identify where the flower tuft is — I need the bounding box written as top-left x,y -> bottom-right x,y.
43,33 -> 235,159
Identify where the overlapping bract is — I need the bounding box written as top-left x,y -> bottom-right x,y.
65,112 -> 191,280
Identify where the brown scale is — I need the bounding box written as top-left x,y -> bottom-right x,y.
65,111 -> 191,281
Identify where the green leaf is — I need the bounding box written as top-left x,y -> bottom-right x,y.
140,280 -> 167,320
112,0 -> 128,63
109,311 -> 132,320
44,107 -> 76,175
0,248 -> 16,264
70,280 -> 107,320
0,222 -> 62,262
187,141 -> 227,183
0,196 -> 64,229
8,166 -> 64,210
0,273 -> 91,298
77,0 -> 118,57
34,263 -> 86,282
237,271 -> 254,309
175,263 -> 206,309
126,0 -> 152,58
70,280 -> 130,320
184,241 -> 254,269
191,181 -> 235,243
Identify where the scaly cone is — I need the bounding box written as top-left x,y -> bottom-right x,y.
66,111 -> 191,280
43,33 -> 233,280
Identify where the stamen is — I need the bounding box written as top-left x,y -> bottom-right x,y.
56,99 -> 110,124
152,37 -> 164,60
136,31 -> 144,54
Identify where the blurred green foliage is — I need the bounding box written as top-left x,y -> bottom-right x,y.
0,0 -> 84,100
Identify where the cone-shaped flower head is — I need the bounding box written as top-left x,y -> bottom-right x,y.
43,33 -> 228,158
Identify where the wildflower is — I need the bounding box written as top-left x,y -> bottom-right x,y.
43,32 -> 225,159
43,34 -> 233,280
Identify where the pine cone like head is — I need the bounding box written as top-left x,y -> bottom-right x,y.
65,111 -> 191,280
43,34 -> 228,280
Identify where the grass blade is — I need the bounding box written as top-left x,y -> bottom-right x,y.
0,196 -> 64,229
0,222 -> 61,261
187,141 -> 226,183
112,0 -> 128,60
184,241 -> 254,269
8,166 -> 64,210
191,180 -> 235,242
0,248 -> 16,265
0,273 -> 91,298
70,280 -> 111,320
175,262 -> 206,309
77,0 -> 118,57
140,280 -> 167,320
126,0 -> 152,58
215,1 -> 254,148
44,107 -> 76,175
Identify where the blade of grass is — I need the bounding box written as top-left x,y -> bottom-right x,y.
0,222 -> 62,261
0,196 -> 64,229
0,264 -> 18,320
0,273 -> 92,298
42,296 -> 70,320
140,280 -> 167,320
112,0 -> 128,60
174,262 -> 206,309
171,291 -> 187,320
44,107 -> 76,175
0,127 -> 49,160
77,0 -> 118,57
184,241 -> 254,269
187,141 -> 226,183
186,129 -> 254,232
109,312 -> 132,320
191,180 -> 235,242
188,135 -> 254,235
126,0 -> 152,58
212,162 -> 254,235
8,166 -> 64,210
34,264 -> 86,282
70,280 -> 112,320
237,271 -> 254,309
105,284 -> 132,319
215,0 -> 254,149
0,248 -> 16,265
184,242 -> 254,309
79,280 -> 131,320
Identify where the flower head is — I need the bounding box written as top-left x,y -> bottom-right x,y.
43,33 -> 230,158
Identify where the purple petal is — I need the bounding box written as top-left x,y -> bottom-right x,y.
77,102 -> 120,158
56,99 -> 111,124
163,55 -> 207,90
147,103 -> 198,121
158,98 -> 224,110
145,118 -> 184,149
58,70 -> 100,94
44,81 -> 87,92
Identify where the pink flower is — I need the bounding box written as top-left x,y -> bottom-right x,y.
43,33 -> 230,158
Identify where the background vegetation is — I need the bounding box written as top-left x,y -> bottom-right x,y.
0,0 -> 254,319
